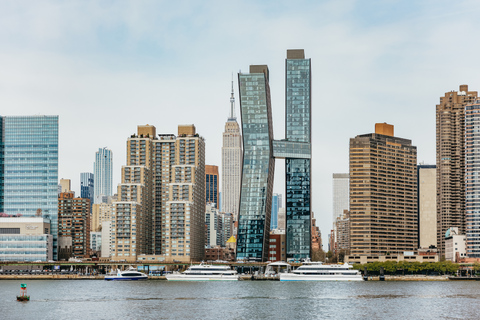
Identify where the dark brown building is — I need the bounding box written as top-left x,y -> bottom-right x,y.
58,192 -> 91,260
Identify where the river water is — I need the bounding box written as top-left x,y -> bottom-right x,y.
2,280 -> 480,319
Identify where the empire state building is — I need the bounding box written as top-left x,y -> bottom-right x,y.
221,79 -> 243,225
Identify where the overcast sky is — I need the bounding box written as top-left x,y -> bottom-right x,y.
2,0 -> 480,247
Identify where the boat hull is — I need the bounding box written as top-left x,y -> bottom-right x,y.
166,274 -> 238,281
280,274 -> 363,281
104,276 -> 148,281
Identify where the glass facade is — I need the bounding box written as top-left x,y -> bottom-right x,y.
237,70 -> 275,262
1,116 -> 59,259
80,172 -> 94,208
466,101 -> 480,257
0,234 -> 53,262
94,148 -> 113,204
285,55 -> 312,260
270,193 -> 281,230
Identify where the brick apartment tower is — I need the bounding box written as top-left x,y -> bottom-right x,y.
436,85 -> 478,257
58,192 -> 91,260
349,123 -> 417,256
110,124 -> 205,262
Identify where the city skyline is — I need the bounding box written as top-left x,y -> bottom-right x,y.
3,1 -> 480,246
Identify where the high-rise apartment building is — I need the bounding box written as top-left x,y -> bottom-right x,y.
205,165 -> 219,208
80,172 -> 94,205
436,85 -> 478,256
58,192 -> 91,260
465,99 -> 480,257
0,115 -> 59,259
110,124 -> 205,262
284,49 -> 312,260
94,147 -> 113,204
237,65 -> 275,262
418,165 -> 437,248
349,123 -> 417,256
221,80 -> 243,221
165,125 -> 205,261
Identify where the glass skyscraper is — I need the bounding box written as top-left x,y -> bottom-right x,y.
1,115 -> 59,259
80,172 -> 94,205
94,147 -> 113,204
237,50 -> 312,262
285,50 -> 312,260
237,65 -> 275,262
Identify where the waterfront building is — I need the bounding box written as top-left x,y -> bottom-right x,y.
58,192 -> 91,260
349,123 -> 417,256
164,125 -> 205,262
0,115 -> 59,259
60,179 -> 71,193
465,99 -> 480,258
0,217 -> 53,262
270,194 -> 282,230
80,172 -> 94,206
268,229 -> 286,262
221,79 -> 243,222
91,203 -> 113,232
237,65 -> 275,262
418,165 -> 437,249
445,227 -> 466,262
94,147 -> 113,204
236,50 -> 312,261
436,85 -> 478,257
110,124 -> 205,262
205,165 -> 219,209
283,49 -> 312,260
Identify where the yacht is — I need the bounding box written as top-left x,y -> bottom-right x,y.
104,267 -> 148,281
279,259 -> 363,281
166,262 -> 239,281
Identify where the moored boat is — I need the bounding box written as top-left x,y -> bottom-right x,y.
104,267 -> 148,281
280,259 -> 363,281
166,262 -> 238,281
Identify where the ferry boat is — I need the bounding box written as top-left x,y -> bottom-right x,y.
166,262 -> 239,281
279,259 -> 363,281
104,267 -> 148,281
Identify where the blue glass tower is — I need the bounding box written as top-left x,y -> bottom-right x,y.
1,115 -> 59,259
237,65 -> 275,262
284,49 -> 312,260
80,172 -> 94,204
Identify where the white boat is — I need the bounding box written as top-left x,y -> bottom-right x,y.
279,259 -> 363,281
104,267 -> 148,281
166,262 -> 239,281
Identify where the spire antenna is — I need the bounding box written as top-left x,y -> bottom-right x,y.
229,73 -> 236,120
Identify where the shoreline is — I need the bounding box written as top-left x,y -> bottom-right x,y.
0,274 -> 457,281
